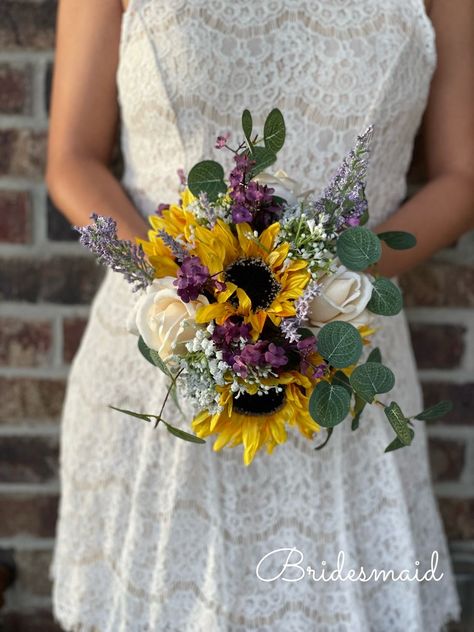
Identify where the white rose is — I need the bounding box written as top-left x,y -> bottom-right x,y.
126,277 -> 208,362
308,266 -> 374,329
250,168 -> 302,206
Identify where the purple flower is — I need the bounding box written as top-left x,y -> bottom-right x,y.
177,168 -> 186,186
174,256 -> 210,302
215,132 -> 231,149
240,341 -> 267,366
232,356 -> 248,378
212,319 -> 252,347
232,204 -> 253,224
158,229 -> 188,262
264,343 -> 288,368
297,336 -> 317,355
75,214 -> 154,292
156,203 -> 170,216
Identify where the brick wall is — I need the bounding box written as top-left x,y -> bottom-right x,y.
0,2 -> 473,630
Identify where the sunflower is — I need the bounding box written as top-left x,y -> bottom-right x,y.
193,221 -> 311,337
192,370 -> 321,466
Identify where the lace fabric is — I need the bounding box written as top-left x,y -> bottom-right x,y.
51,1 -> 461,630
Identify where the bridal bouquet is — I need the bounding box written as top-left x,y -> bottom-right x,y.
78,108 -> 451,465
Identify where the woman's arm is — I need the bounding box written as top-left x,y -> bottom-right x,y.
374,0 -> 474,278
46,0 -> 148,242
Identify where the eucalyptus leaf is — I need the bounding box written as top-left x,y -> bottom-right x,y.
109,406 -> 154,423
309,381 -> 351,428
367,278 -> 403,316
162,421 -> 206,444
187,160 -> 227,202
247,145 -> 277,178
314,427 -> 334,451
351,394 -> 366,430
367,347 -> 382,363
242,109 -> 253,147
414,400 -> 453,421
336,226 -> 382,271
263,108 -> 286,153
138,337 -> 173,378
317,321 -> 363,368
384,401 -> 413,446
384,429 -> 415,453
333,370 -> 353,395
377,231 -> 417,250
349,362 -> 395,404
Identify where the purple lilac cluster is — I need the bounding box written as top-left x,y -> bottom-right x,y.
211,318 -> 289,379
312,126 -> 373,230
174,256 -> 225,303
227,152 -> 282,229
76,214 -> 154,292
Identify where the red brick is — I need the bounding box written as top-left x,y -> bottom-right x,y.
0,377 -> 65,423
0,494 -> 58,538
0,318 -> 52,367
421,382 -> 474,426
400,263 -> 474,308
0,62 -> 31,114
0,129 -> 48,179
0,2 -> 57,51
409,323 -> 466,370
0,190 -> 32,243
0,436 -> 58,483
428,437 -> 466,483
438,498 -> 474,540
0,256 -> 105,304
2,610 -> 61,632
14,549 -> 53,598
63,317 -> 88,364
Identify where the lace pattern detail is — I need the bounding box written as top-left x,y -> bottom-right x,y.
52,1 -> 460,630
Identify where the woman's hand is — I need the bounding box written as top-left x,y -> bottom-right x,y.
374,0 -> 474,278
46,0 -> 148,242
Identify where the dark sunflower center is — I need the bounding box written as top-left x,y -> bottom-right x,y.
233,387 -> 286,416
225,257 -> 281,311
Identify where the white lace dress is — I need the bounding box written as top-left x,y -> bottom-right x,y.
51,1 -> 462,630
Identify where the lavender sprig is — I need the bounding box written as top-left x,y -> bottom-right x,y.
76,213 -> 154,292
158,229 -> 189,262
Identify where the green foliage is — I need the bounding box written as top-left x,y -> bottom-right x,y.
317,321 -> 363,368
336,226 -> 382,271
367,277 -> 403,316
384,402 -> 413,446
349,362 -> 395,404
384,429 -> 415,453
366,347 -> 382,363
309,381 -> 351,427
314,427 -> 334,450
161,420 -> 206,443
377,231 -> 417,250
109,406 -> 154,422
187,160 -> 227,202
263,108 -> 286,153
242,109 -> 253,147
138,337 -> 173,378
414,400 -> 453,421
247,145 -> 277,178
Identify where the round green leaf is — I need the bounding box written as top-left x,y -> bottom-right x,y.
366,347 -> 382,363
377,231 -> 417,250
317,321 -> 363,368
349,362 -> 395,404
263,108 -> 286,153
187,160 -> 227,202
309,381 -> 351,428
248,145 -> 277,178
367,277 -> 403,316
336,226 -> 382,271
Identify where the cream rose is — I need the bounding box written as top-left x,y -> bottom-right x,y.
308,266 -> 374,329
126,277 -> 208,362
250,168 -> 302,206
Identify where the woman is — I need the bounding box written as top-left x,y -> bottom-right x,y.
46,0 -> 473,630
